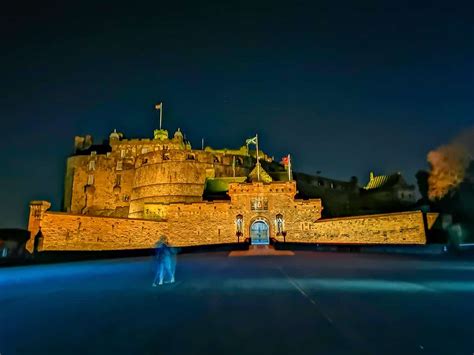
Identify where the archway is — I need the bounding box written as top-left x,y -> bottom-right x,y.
250,219 -> 269,245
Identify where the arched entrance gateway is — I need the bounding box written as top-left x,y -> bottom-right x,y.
250,219 -> 270,245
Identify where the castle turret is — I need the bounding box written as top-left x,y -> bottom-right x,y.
26,201 -> 51,252
127,149 -> 214,218
174,128 -> 183,140
74,135 -> 93,152
153,129 -> 169,141
109,129 -> 122,142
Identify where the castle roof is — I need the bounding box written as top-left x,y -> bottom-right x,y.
364,172 -> 412,190
248,163 -> 273,183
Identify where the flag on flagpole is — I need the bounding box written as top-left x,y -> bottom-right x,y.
155,102 -> 163,130
245,136 -> 258,146
246,134 -> 260,180
281,155 -> 292,180
288,154 -> 292,180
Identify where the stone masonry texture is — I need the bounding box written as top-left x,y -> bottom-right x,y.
28,182 -> 426,251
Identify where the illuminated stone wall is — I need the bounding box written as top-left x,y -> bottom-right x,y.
28,203 -> 237,251
67,155 -> 134,217
284,211 -> 426,244
28,181 -> 427,252
29,212 -> 231,251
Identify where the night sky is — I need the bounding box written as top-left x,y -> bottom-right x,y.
1,1 -> 473,228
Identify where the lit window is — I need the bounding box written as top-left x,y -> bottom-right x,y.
87,175 -> 94,185
142,147 -> 148,154
120,149 -> 125,158
116,161 -> 123,170
88,160 -> 96,171
115,175 -> 122,187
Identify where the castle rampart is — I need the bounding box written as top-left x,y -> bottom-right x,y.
27,196 -> 426,252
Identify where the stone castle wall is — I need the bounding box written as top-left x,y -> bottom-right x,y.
28,203 -> 238,251
68,155 -> 134,216
32,212 -> 236,250
28,191 -> 426,251
284,211 -> 426,244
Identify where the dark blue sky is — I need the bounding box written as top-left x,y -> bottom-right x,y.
1,1 -> 473,228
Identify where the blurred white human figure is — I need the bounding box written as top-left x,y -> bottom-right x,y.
152,236 -> 177,287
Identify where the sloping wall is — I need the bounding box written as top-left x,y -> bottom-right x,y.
285,211 -> 426,244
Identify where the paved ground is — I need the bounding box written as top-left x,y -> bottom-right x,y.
1,252 -> 474,355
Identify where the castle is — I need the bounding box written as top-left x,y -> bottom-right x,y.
27,124 -> 437,252
64,128 -> 278,219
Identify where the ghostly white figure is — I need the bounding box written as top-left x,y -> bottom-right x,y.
152,236 -> 177,286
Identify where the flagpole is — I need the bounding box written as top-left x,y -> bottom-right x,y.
201,138 -> 204,150
256,134 -> 260,181
159,102 -> 163,130
288,154 -> 291,181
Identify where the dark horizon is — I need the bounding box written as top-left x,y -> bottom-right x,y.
1,1 -> 473,228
